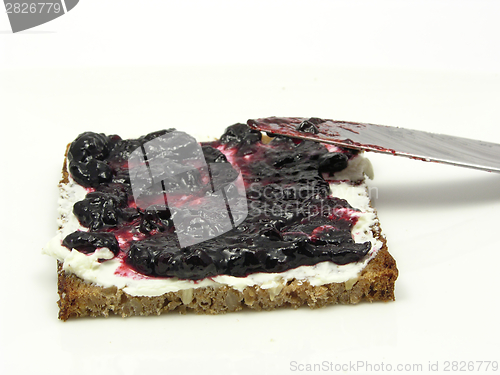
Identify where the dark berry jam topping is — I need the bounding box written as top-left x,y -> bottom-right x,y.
68,132 -> 111,163
63,231 -> 120,255
67,132 -> 113,188
63,120 -> 371,280
297,119 -> 320,134
73,189 -> 136,231
219,123 -> 262,156
318,153 -> 349,174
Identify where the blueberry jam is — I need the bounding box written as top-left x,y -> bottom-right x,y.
64,119 -> 371,280
63,231 -> 120,255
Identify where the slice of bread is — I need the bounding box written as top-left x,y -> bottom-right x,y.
48,129 -> 398,321
57,239 -> 396,320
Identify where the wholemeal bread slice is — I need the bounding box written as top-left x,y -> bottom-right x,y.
57,240 -> 396,320
46,123 -> 398,320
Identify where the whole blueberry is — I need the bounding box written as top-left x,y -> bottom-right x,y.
318,153 -> 348,174
68,132 -> 111,164
69,159 -> 112,188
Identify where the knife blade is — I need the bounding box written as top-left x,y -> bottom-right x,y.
247,117 -> 500,173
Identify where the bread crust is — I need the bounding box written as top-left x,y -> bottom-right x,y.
55,145 -> 397,321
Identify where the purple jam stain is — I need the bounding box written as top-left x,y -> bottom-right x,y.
63,120 -> 371,280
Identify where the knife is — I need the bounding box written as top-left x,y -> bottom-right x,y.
247,117 -> 500,173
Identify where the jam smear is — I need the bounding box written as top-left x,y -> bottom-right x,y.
63,231 -> 120,255
63,120 -> 371,280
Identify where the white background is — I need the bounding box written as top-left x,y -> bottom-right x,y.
1,1 -> 500,375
